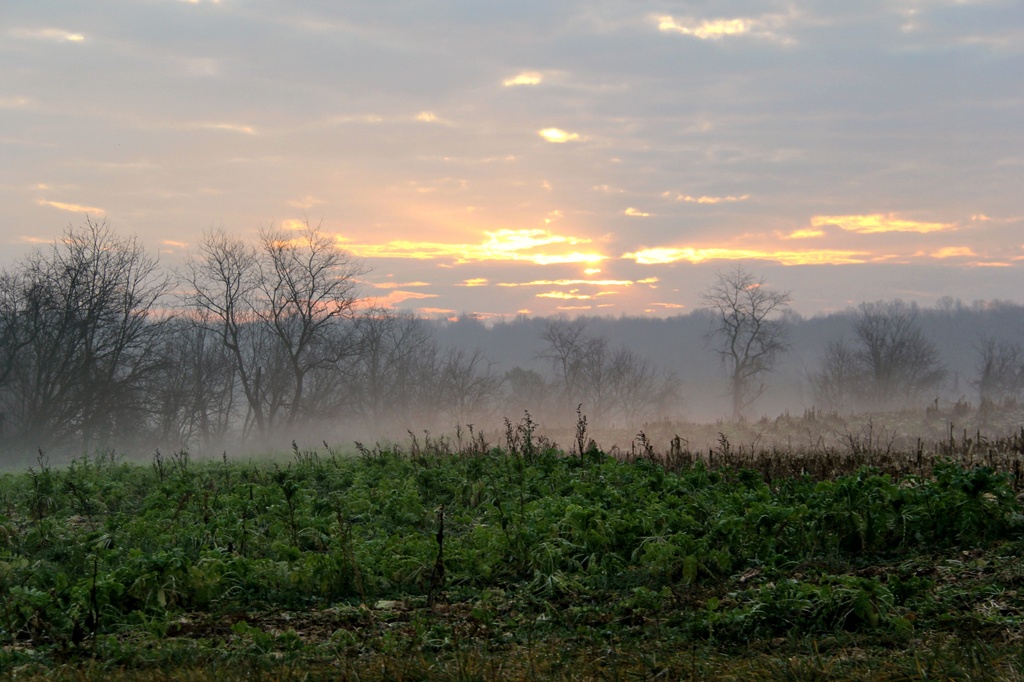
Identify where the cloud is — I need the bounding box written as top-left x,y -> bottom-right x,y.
664,192 -> 750,204
9,28 -> 85,42
347,229 -> 606,266
537,290 -> 594,300
624,207 -> 651,217
811,213 -> 955,234
280,219 -> 315,231
416,111 -> 439,122
623,247 -> 872,266
503,71 -> 543,87
370,290 -> 439,306
195,123 -> 257,135
162,240 -> 189,248
459,278 -> 489,287
655,13 -> 794,43
0,97 -> 31,109
497,278 -> 634,287
780,228 -> 826,239
931,246 -> 976,259
538,128 -> 580,143
287,195 -> 324,209
657,16 -> 754,39
368,281 -> 431,289
38,199 -> 105,214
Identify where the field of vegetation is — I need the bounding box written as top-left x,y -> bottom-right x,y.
3,414 -> 1024,680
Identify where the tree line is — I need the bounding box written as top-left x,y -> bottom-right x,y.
0,221 -> 681,455
1,220 -> 1022,456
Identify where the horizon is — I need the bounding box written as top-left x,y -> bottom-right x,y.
2,2 -> 1023,318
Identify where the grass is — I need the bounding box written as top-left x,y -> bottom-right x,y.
2,414 -> 1024,679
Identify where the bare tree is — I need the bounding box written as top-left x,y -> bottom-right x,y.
503,367 -> 549,415
434,347 -> 504,426
538,317 -> 593,401
0,271 -> 29,393
973,335 -> 1024,407
346,307 -> 437,431
0,219 -> 171,449
180,222 -> 364,439
810,300 -> 945,412
809,338 -> 858,413
254,225 -> 364,427
606,347 -> 680,425
538,317 -> 676,425
702,266 -> 791,420
851,300 -> 945,408
150,319 -> 237,451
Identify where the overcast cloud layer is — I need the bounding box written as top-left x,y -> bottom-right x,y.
2,0 -> 1022,318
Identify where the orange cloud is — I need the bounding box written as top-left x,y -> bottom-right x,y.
371,290 -> 439,306
347,229 -> 606,266
931,247 -> 976,259
538,128 -> 580,143
664,192 -> 750,204
497,278 -> 634,288
459,278 -> 489,287
624,207 -> 651,217
811,213 -> 955,234
538,290 -> 593,300
369,281 -> 431,289
38,199 -> 105,214
624,247 -> 871,266
504,72 -> 543,87
781,228 -> 826,239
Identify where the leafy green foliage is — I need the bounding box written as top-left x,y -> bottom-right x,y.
1,432 -> 1023,677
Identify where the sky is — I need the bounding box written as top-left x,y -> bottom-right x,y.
2,0 -> 1023,319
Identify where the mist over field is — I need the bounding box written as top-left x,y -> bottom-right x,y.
1,221 -> 1023,467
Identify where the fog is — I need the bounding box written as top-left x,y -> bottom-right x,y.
2,223 -> 1023,467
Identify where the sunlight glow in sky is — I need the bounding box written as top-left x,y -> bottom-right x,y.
2,1 -> 1022,317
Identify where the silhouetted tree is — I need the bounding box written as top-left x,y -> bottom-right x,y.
180,223 -> 363,438
811,300 -> 945,411
702,266 -> 791,420
852,300 -> 945,408
503,367 -> 549,415
435,347 -> 504,425
538,317 -> 676,425
150,319 -> 237,450
0,219 -> 171,449
347,308 -> 437,430
809,337 -> 858,413
973,335 -> 1024,407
